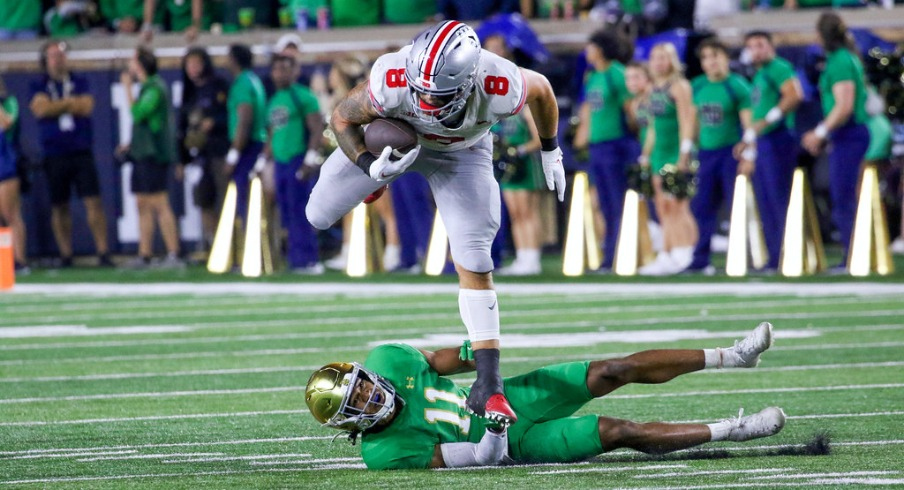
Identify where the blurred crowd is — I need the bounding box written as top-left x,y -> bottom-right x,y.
1,8 -> 903,276
2,0 -> 902,42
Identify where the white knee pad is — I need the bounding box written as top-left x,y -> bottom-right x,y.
459,289 -> 500,342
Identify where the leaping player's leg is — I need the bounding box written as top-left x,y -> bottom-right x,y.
422,139 -> 515,425
306,149 -> 388,230
586,321 -> 774,397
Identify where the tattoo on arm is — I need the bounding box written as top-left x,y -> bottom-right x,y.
331,81 -> 380,167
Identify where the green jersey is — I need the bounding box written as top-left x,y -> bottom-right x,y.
751,56 -> 797,135
99,0 -> 146,22
267,84 -> 320,163
130,75 -> 175,165
649,83 -> 680,172
1,96 -> 18,145
818,48 -> 868,126
228,70 -> 267,144
692,73 -> 752,150
361,344 -> 485,470
491,114 -> 543,191
0,2 -> 41,30
584,62 -> 630,143
383,0 -> 437,24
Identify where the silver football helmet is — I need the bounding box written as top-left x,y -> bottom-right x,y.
305,362 -> 399,436
405,20 -> 481,123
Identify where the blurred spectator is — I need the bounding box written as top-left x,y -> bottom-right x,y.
801,12 -> 870,267
625,62 -> 653,151
224,44 -> 268,222
529,0 -> 589,18
687,37 -> 753,274
573,29 -> 639,273
742,30 -> 803,271
0,75 -> 27,272
43,0 -> 98,38
221,0 -> 273,32
143,0 -> 204,42
179,46 -> 230,252
99,0 -> 148,35
383,0 -> 438,24
485,34 -> 544,276
638,42 -> 698,275
29,40 -> 111,268
118,47 -> 183,268
264,54 -> 325,274
438,0 -> 520,21
0,2 -> 41,40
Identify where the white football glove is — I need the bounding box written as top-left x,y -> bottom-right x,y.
369,145 -> 421,183
540,147 -> 566,202
303,148 -> 324,167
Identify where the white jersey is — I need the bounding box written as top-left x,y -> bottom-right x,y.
368,45 -> 528,152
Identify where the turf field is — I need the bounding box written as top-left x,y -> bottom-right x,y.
2,278 -> 904,488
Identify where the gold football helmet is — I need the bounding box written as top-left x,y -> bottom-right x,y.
305,362 -> 399,436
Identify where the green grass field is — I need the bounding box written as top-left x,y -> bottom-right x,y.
2,271 -> 904,488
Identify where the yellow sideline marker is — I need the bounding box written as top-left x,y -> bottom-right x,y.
241,176 -> 266,277
563,172 -> 600,276
425,210 -> 448,277
726,175 -> 768,277
0,227 -> 14,290
346,203 -> 384,277
614,189 -> 655,276
849,164 -> 894,276
780,168 -> 825,277
207,181 -> 237,274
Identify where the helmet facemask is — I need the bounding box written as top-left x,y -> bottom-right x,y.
306,362 -> 399,437
405,21 -> 481,124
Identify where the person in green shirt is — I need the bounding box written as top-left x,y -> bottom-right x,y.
573,29 -> 638,272
264,54 -> 325,273
383,0 -> 438,24
118,47 -> 183,269
0,2 -> 41,40
225,43 -> 267,220
801,12 -> 871,266
305,322 -> 785,469
687,37 -> 755,274
639,42 -> 699,275
0,76 -> 27,270
738,30 -> 804,271
142,0 -> 205,43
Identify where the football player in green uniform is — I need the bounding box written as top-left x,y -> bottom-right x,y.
305,322 -> 785,469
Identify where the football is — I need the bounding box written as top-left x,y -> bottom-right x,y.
364,118 -> 418,160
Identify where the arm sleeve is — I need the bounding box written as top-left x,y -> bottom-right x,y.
300,87 -> 321,117
439,429 -> 508,468
4,97 -> 20,124
734,76 -> 753,110
131,85 -> 162,123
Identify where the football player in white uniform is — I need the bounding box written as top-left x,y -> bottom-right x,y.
306,20 -> 565,426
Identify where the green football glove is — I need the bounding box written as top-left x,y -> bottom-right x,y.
459,340 -> 474,361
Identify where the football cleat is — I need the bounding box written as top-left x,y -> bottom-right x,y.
363,185 -> 388,204
731,321 -> 774,368
483,393 -> 518,427
725,407 -> 786,442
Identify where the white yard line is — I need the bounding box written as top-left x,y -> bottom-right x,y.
603,383 -> 904,400
674,411 -> 904,424
0,467 -> 321,485
3,295 -> 892,326
634,468 -> 786,478
12,282 -> 904,297
0,366 -> 324,383
0,347 -> 358,366
0,386 -> 305,404
249,457 -> 365,466
750,471 -> 900,480
528,464 -> 688,475
76,452 -> 225,462
616,479 -> 904,490
159,453 -> 313,463
0,437 -> 331,457
6,450 -> 139,460
0,409 -> 310,427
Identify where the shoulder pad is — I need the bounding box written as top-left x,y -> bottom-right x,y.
476,50 -> 527,116
369,46 -> 411,116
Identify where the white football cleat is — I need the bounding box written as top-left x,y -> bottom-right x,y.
731,321 -> 774,368
725,407 -> 786,442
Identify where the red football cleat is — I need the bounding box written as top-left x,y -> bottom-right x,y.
483,393 -> 518,426
363,185 -> 388,204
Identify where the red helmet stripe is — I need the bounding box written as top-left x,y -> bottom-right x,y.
422,20 -> 462,83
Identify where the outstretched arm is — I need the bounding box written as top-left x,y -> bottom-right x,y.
520,68 -> 558,140
419,347 -> 475,376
